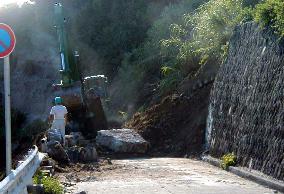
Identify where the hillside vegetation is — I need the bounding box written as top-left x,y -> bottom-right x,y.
0,0 -> 283,136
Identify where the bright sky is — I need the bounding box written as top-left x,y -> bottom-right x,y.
0,0 -> 33,7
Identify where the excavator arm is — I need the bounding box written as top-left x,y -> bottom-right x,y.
52,2 -> 108,136
54,3 -> 80,86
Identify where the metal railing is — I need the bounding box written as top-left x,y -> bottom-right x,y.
0,146 -> 46,194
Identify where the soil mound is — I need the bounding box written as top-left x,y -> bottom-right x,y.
125,83 -> 213,156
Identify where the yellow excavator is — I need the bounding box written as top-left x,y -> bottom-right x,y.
52,2 -> 108,138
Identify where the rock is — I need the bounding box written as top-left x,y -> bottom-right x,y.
40,137 -> 48,153
65,135 -> 77,147
78,139 -> 91,147
41,157 -> 56,167
70,132 -> 85,140
75,191 -> 87,194
79,145 -> 98,163
67,145 -> 98,163
41,166 -> 54,175
65,132 -> 85,147
27,184 -> 44,194
96,129 -> 149,153
47,141 -> 69,163
66,146 -> 80,163
54,165 -> 68,173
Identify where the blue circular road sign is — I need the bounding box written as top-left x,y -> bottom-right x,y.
0,23 -> 16,58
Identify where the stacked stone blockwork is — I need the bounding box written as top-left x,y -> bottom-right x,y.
209,22 -> 284,180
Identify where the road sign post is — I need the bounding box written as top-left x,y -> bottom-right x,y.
4,56 -> 11,175
0,23 -> 16,176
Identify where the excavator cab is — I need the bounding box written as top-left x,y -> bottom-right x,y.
84,75 -> 108,99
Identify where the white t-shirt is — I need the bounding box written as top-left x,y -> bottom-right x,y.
50,105 -> 68,120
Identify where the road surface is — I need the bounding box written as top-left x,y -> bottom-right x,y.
68,158 -> 277,194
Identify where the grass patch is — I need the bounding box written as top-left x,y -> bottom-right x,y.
33,171 -> 63,194
221,153 -> 237,170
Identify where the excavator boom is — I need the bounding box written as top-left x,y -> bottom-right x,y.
54,2 -> 80,86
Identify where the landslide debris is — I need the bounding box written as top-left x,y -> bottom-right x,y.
125,83 -> 213,156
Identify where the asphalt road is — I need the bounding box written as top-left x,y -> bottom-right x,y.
69,158 -> 278,194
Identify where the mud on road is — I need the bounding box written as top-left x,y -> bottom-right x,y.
61,158 -> 277,194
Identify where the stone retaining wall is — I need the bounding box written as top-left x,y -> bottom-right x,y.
209,22 -> 284,180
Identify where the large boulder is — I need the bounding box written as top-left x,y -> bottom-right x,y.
96,129 -> 149,153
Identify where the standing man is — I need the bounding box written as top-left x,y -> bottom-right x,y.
49,97 -> 68,145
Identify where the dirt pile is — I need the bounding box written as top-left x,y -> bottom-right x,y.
125,82 -> 213,156
56,158 -> 117,193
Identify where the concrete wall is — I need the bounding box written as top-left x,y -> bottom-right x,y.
209,22 -> 284,180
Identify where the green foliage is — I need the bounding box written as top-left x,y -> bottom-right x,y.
157,0 -> 251,95
221,42 -> 230,63
162,0 -> 247,68
33,170 -> 43,185
42,177 -> 63,194
160,70 -> 183,95
221,153 -> 237,170
254,0 -> 284,37
4,0 -> 278,119
137,105 -> 146,113
76,0 -> 150,77
146,0 -> 207,57
118,111 -> 128,121
161,66 -> 175,76
112,0 -> 208,101
33,171 -> 63,194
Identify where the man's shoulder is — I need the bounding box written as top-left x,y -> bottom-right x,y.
52,105 -> 67,112
61,105 -> 68,112
52,105 -> 66,109
57,105 -> 67,109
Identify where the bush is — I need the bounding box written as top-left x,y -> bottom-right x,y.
221,153 -> 237,170
254,0 -> 284,37
33,171 -> 63,194
159,67 -> 183,95
158,0 -> 250,95
113,0 -> 209,100
162,0 -> 247,67
42,177 -> 64,194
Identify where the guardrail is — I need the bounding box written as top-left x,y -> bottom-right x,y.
0,146 -> 46,194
